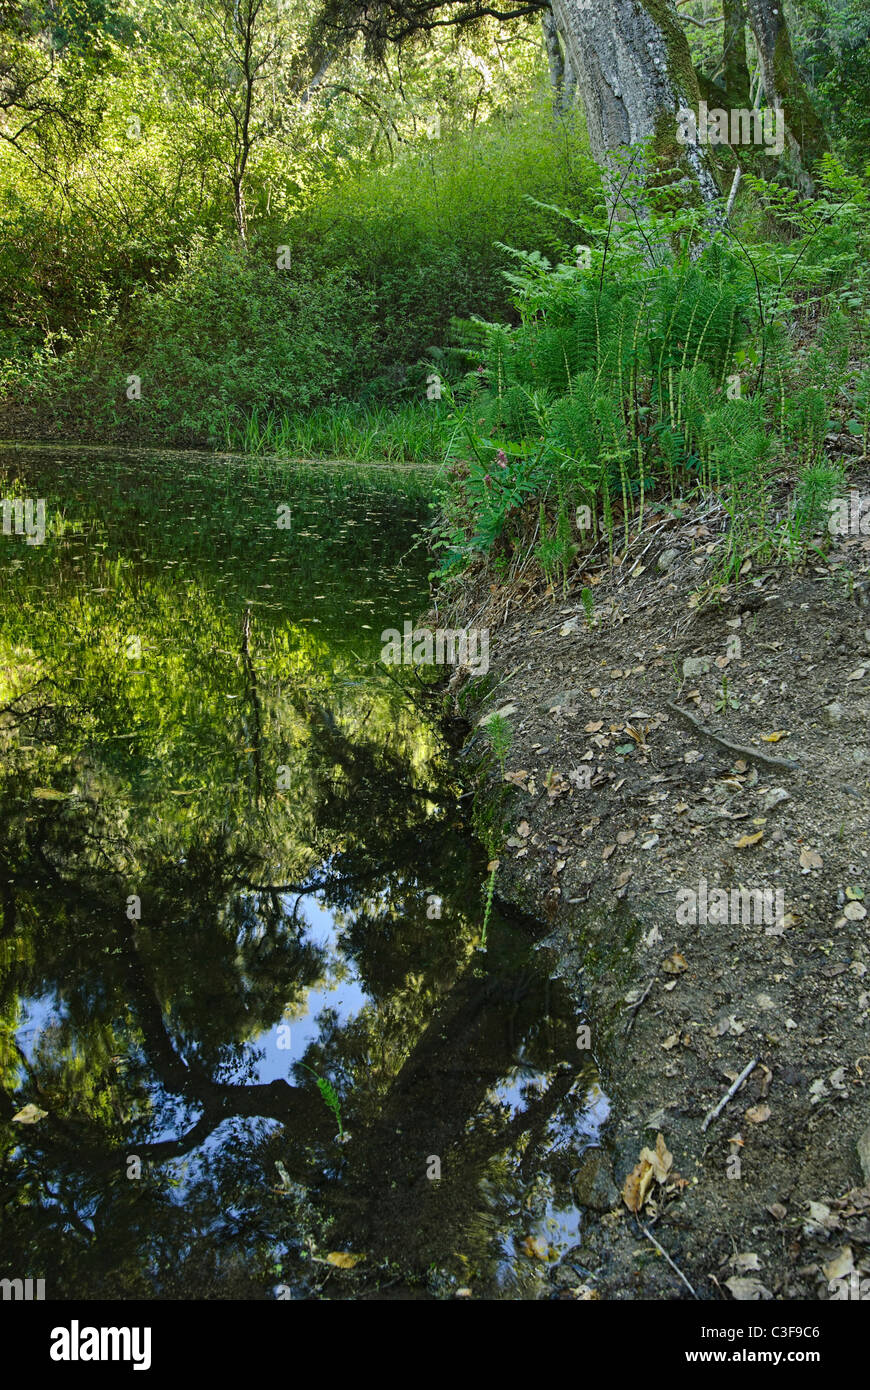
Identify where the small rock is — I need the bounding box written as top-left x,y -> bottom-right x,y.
822,701 -> 844,725
858,1125 -> 870,1184
682,656 -> 712,678
762,787 -> 790,812
478,703 -> 517,726
538,689 -> 583,713
573,1151 -> 619,1212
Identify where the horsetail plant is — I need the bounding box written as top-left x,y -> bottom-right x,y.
299,1063 -> 344,1138
480,857 -> 499,949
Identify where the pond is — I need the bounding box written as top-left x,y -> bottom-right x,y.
0,446 -> 606,1300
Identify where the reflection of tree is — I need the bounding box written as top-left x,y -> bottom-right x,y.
0,462 -> 593,1298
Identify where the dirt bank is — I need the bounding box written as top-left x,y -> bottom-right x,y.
437,478 -> 870,1300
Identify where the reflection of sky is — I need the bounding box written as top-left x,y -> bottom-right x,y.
14,994 -> 60,1063
484,1064 -> 610,1294
250,892 -> 373,1082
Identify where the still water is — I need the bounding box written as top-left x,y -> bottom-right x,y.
0,448 -> 605,1299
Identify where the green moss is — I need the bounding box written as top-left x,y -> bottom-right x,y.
636,0 -> 699,102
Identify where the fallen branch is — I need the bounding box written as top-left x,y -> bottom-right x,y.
701,1056 -> 760,1132
725,167 -> 742,220
640,1224 -> 699,1298
623,973 -> 657,1036
666,701 -> 800,771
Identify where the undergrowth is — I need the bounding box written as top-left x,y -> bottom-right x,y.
429,145 -> 870,585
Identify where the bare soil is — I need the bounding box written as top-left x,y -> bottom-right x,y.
438,473 -> 870,1300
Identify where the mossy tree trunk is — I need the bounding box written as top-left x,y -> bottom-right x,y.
721,0 -> 751,106
549,0 -> 722,207
744,0 -> 827,178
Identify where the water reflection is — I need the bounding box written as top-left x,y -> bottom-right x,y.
0,449 -> 605,1299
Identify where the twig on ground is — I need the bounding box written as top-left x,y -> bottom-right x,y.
640,1223 -> 699,1298
666,701 -> 800,771
623,971 -> 658,1036
702,1056 -> 760,1132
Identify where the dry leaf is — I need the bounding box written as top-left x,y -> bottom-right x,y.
622,1158 -> 655,1213
12,1103 -> 47,1124
522,1236 -> 550,1261
725,1276 -> 773,1300
639,1133 -> 673,1183
745,1103 -> 771,1124
823,1247 -> 854,1282
326,1251 -> 366,1269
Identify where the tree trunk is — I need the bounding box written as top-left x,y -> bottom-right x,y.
549,0 -> 721,207
542,9 -> 576,115
744,0 -> 827,178
721,0 -> 750,106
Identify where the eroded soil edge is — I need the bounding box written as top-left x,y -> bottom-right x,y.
439,486 -> 870,1300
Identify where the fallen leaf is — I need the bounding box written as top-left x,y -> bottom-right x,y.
745,1103 -> 771,1124
12,1103 -> 47,1124
639,1132 -> 673,1183
521,1236 -> 549,1261
823,1247 -> 854,1282
725,1276 -> 773,1300
326,1251 -> 366,1269
622,1158 -> 655,1213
